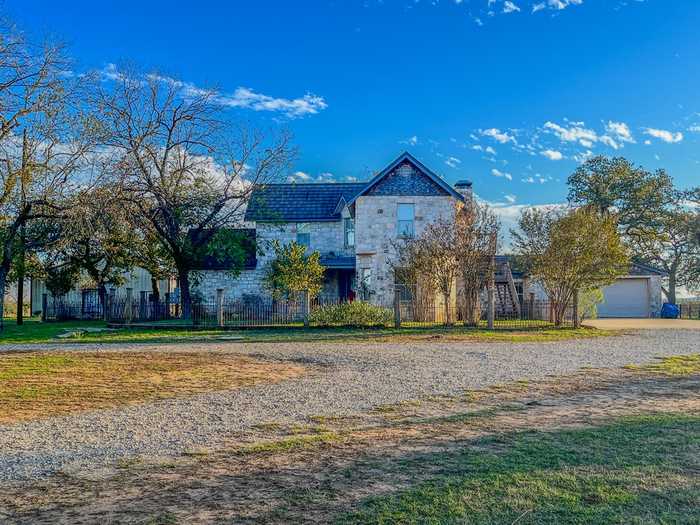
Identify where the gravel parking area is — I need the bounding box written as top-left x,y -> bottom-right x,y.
1,329 -> 698,482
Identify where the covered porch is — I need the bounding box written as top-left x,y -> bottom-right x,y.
319,255 -> 356,301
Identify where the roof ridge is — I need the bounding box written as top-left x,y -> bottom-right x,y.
260,181 -> 366,186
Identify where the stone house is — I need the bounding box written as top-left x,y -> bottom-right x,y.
193,152 -> 470,307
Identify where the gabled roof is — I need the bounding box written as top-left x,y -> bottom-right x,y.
244,182 -> 365,223
346,152 -> 466,207
629,261 -> 668,277
244,152 -> 465,223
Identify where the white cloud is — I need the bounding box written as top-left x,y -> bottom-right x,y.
544,0 -> 584,10
219,87 -> 327,117
102,64 -> 327,118
688,125 -> 700,133
474,194 -> 564,249
491,168 -> 513,180
541,149 -> 563,160
543,121 -> 597,146
521,173 -> 552,184
287,171 -> 312,182
503,1 -> 521,13
573,150 -> 594,163
504,194 -> 517,203
445,156 -> 462,168
481,128 -> 517,144
605,121 -> 635,144
401,135 -> 419,146
643,128 -> 684,143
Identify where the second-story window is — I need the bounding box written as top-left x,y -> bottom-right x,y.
397,203 -> 415,238
296,223 -> 310,249
344,218 -> 355,248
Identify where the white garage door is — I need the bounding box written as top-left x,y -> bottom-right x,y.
597,278 -> 650,318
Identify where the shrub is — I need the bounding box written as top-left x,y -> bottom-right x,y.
310,301 -> 394,328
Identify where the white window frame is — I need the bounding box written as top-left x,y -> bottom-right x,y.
397,203 -> 415,238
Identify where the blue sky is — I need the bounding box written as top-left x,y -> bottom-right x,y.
9,0 -> 700,210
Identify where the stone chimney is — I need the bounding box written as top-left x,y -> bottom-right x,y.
454,180 -> 473,201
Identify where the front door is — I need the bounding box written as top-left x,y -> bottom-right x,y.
338,271 -> 354,300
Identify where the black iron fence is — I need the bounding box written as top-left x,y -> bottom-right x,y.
38,286 -> 576,330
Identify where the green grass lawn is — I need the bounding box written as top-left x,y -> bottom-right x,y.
0,318 -> 614,345
339,414 -> 700,525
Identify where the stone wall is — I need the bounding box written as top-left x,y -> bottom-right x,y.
193,221 -> 351,301
354,195 -> 456,306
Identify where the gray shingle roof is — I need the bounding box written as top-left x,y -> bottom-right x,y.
245,183 -> 366,222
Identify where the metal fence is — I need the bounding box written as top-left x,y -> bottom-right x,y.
38,287 -> 576,330
397,296 -> 574,329
42,292 -> 104,321
679,302 -> 700,320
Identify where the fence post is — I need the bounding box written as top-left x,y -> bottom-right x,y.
125,288 -> 133,324
302,290 -> 310,328
216,288 -> 224,328
572,289 -> 580,328
41,293 -> 47,322
394,287 -> 402,329
487,285 -> 495,330
104,291 -> 111,322
139,291 -> 147,322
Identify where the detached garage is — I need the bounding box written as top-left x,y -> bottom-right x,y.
597,263 -> 666,319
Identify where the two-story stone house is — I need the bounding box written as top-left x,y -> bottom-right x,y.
194,152 -> 471,306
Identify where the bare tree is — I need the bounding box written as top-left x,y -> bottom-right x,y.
0,22 -> 96,326
393,215 -> 459,325
95,67 -> 294,318
455,202 -> 499,326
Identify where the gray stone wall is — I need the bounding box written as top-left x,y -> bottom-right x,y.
354,195 -> 456,306
193,221 -> 352,301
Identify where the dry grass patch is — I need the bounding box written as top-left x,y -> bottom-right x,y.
0,351 -> 306,424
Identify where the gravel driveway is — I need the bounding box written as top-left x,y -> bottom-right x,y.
1,329 -> 698,482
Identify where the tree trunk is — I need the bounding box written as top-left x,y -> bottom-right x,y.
0,266 -> 7,328
16,275 -> 24,324
177,267 -> 192,320
442,291 -> 452,326
16,226 -> 26,325
462,284 -> 481,327
97,283 -> 107,313
150,277 -> 160,302
667,273 -> 677,305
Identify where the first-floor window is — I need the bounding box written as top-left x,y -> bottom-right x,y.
296,223 -> 310,249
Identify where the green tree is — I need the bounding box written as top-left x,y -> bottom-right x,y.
629,208 -> 700,304
45,185 -> 139,307
567,156 -> 675,240
512,207 -> 630,326
262,241 -> 325,300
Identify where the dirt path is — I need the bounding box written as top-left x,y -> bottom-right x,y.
2,362 -> 698,524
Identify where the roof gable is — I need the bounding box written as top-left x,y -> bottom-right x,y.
347,152 -> 465,206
